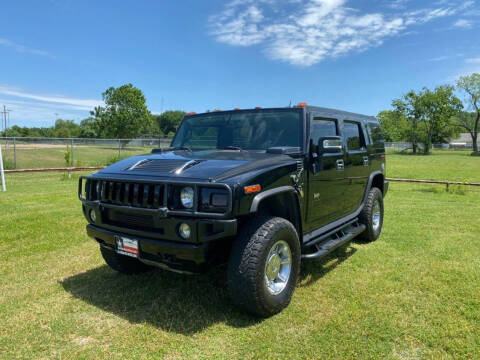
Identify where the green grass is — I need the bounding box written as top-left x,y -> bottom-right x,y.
1,171 -> 479,359
386,149 -> 480,182
1,146 -> 156,169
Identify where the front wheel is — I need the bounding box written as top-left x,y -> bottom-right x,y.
227,216 -> 301,317
358,187 -> 384,242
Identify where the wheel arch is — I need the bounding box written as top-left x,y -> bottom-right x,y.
370,171 -> 385,194
250,186 -> 302,237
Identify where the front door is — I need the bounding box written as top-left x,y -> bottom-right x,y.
306,117 -> 347,231
343,121 -> 369,214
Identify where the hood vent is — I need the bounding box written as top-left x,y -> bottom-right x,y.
127,159 -> 190,173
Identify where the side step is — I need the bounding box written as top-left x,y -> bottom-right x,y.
301,223 -> 366,260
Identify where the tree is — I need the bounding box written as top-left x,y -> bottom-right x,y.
417,85 -> 462,154
456,73 -> 480,153
154,110 -> 186,135
390,87 -> 462,154
377,110 -> 407,142
391,91 -> 424,154
79,117 -> 98,138
91,84 -> 152,139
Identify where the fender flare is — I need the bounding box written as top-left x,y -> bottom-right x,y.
249,185 -> 298,213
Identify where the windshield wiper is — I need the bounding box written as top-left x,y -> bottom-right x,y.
219,146 -> 243,151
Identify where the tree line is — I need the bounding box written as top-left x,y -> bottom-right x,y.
378,73 -> 480,154
1,84 -> 186,139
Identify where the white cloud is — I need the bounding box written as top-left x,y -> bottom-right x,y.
465,57 -> 480,64
453,18 -> 473,28
0,38 -> 52,57
210,0 -> 473,66
0,86 -> 103,110
0,85 -> 103,127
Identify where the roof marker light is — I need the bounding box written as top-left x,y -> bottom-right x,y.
187,112 -> 197,116
214,109 -> 222,112
255,106 -> 262,109
297,102 -> 307,108
234,107 -> 240,110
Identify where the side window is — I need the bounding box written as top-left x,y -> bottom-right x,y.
343,121 -> 366,151
310,118 -> 338,145
368,122 -> 384,145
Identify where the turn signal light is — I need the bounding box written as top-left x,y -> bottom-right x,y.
244,184 -> 261,194
297,102 -> 307,108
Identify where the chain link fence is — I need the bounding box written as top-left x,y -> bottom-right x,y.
0,137 -> 173,170
385,142 -> 474,152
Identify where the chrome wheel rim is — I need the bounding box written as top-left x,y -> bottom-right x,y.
264,240 -> 292,295
372,199 -> 381,233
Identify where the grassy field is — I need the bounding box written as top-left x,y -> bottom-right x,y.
386,149 -> 480,182
1,153 -> 479,359
1,146 -> 156,169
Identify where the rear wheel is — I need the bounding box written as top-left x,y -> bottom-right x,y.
100,246 -> 151,274
358,187 -> 384,242
227,216 -> 301,317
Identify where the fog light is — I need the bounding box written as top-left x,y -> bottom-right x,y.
179,223 -> 191,239
89,209 -> 97,222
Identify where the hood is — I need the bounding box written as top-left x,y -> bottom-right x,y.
98,149 -> 295,181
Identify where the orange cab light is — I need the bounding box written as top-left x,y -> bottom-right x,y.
297,102 -> 307,108
234,107 -> 240,110
244,184 -> 262,194
255,106 -> 262,109
214,109 -> 222,112
187,111 -> 197,115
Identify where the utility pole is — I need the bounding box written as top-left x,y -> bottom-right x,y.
1,105 -> 12,137
1,105 -> 12,148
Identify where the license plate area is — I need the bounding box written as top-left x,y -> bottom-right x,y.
115,235 -> 139,258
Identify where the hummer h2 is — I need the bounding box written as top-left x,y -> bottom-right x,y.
79,104 -> 388,317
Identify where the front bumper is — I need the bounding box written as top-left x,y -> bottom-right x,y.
87,224 -> 234,273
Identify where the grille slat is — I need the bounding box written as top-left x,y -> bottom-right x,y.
85,179 -> 164,209
124,183 -> 130,206
142,185 -> 150,208
133,184 -> 139,207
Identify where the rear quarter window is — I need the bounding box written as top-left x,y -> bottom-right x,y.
367,122 -> 384,145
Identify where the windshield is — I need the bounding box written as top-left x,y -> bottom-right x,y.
171,110 -> 302,151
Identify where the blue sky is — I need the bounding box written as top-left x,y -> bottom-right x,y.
1,0 -> 479,128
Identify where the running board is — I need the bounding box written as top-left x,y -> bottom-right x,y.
301,223 -> 366,260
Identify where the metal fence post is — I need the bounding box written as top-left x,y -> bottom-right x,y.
71,139 -> 74,166
118,140 -> 121,158
13,137 -> 17,169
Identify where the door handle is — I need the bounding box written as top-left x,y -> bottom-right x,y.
336,159 -> 344,171
363,156 -> 369,166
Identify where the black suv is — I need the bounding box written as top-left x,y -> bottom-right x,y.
79,105 -> 388,317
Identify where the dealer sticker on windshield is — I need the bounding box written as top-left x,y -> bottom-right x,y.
115,236 -> 139,258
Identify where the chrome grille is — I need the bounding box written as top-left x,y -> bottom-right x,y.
85,179 -> 164,209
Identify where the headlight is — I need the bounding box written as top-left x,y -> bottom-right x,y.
180,187 -> 194,208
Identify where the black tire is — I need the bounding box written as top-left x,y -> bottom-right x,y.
358,187 -> 384,242
227,216 -> 301,317
100,246 -> 151,274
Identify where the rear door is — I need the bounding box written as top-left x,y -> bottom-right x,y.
343,121 -> 370,214
306,116 -> 347,231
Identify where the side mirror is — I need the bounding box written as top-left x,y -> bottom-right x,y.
318,136 -> 343,154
